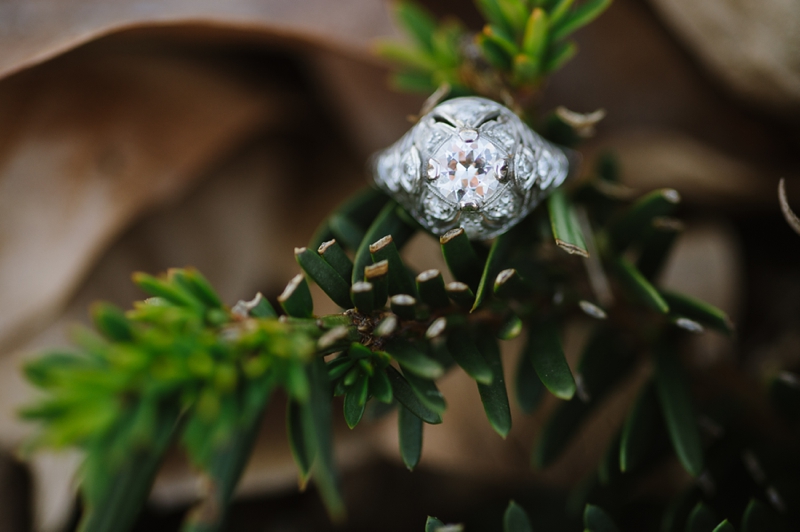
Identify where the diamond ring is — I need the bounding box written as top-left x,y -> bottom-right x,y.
373,96 -> 571,240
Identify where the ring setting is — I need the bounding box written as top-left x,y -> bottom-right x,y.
373,96 -> 570,240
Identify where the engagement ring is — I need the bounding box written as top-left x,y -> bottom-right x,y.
373,96 -> 571,240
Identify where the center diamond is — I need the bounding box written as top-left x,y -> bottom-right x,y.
428,133 -> 506,207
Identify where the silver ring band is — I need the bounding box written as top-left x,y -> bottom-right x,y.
373,96 -> 570,240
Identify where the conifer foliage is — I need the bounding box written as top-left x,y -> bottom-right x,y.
21,1 -> 798,531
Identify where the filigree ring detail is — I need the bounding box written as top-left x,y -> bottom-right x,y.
373,96 -> 571,240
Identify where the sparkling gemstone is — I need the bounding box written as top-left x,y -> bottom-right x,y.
428,134 -> 506,206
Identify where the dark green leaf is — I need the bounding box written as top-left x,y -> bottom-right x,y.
384,339 -> 445,379
333,380 -> 346,397
447,332 -> 494,385
398,404 -> 423,470
364,260 -> 389,309
609,188 -> 680,251
503,501 -> 532,532
350,282 -> 376,314
473,226 -> 518,311
445,281 -> 476,309
352,201 -> 414,285
295,247 -> 352,309
318,239 -> 354,283
551,0 -> 612,41
515,338 -> 545,414
636,217 -> 683,280
346,341 -> 373,360
548,188 -> 589,257
440,227 -> 484,291
425,517 -> 445,532
711,521 -> 735,532
612,257 -> 670,314
91,302 -> 133,342
278,274 -> 314,318
283,360 -> 310,404
300,359 -> 344,519
686,502 -> 718,532
390,294 -> 417,321
238,292 -> 277,318
583,504 -> 621,532
493,268 -> 531,300
476,333 -> 512,438
343,366 -> 360,388
654,342 -> 704,477
529,318 -> 576,400
344,374 -> 369,429
329,214 -> 367,251
287,400 -> 312,487
619,381 -> 659,472
661,291 -> 734,336
416,269 -> 451,310
403,370 -> 447,414
741,499 -> 786,532
370,235 -> 417,297
386,366 -> 443,424
370,369 -> 394,404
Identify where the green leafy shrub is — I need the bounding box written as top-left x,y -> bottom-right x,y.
21,1 -> 799,531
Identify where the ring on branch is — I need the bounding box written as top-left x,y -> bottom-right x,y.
373,96 -> 571,240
